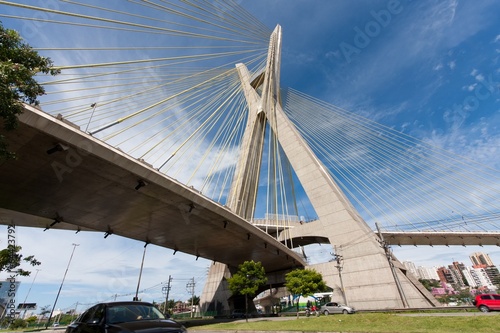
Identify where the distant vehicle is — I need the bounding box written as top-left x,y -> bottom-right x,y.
53,322 -> 59,327
305,306 -> 319,317
472,294 -> 500,312
320,302 -> 356,315
230,309 -> 246,318
65,301 -> 186,333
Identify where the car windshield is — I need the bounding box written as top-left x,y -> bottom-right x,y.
107,304 -> 166,324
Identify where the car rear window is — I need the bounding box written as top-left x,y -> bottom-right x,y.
492,295 -> 500,300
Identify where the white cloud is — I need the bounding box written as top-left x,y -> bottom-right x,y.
433,63 -> 443,71
466,83 -> 477,91
322,0 -> 494,104
1,227 -> 210,311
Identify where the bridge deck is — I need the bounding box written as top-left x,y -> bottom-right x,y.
0,106 -> 305,272
252,220 -> 500,247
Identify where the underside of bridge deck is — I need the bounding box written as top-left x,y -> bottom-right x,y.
0,105 -> 305,274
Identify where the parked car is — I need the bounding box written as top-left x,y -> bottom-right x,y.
472,294 -> 500,312
320,302 -> 355,315
230,309 -> 246,318
66,301 -> 186,333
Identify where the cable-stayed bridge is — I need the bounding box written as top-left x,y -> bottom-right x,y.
1,0 -> 499,312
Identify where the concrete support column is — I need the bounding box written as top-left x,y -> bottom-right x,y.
199,262 -> 232,316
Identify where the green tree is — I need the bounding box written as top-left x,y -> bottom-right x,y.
284,268 -> 327,317
418,279 -> 441,291
187,295 -> 200,305
455,289 -> 473,305
0,245 -> 40,276
7,318 -> 27,329
0,21 -> 60,160
39,305 -> 51,320
158,299 -> 177,315
25,316 -> 37,325
227,260 -> 267,321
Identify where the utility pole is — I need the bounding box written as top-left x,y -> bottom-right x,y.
376,222 -> 409,308
73,302 -> 79,321
186,278 -> 195,318
332,246 -> 347,306
162,276 -> 172,315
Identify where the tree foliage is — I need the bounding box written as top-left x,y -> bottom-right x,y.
0,245 -> 41,276
285,268 -> 327,297
285,268 -> 327,315
6,318 -> 27,329
418,278 -> 441,291
0,21 -> 60,159
39,305 -> 52,318
187,295 -> 200,305
228,260 -> 267,297
285,269 -> 328,318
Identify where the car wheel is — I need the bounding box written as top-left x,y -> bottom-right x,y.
323,310 -> 329,316
479,305 -> 490,313
342,310 -> 348,314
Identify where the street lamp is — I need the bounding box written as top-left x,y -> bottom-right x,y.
21,269 -> 41,319
46,243 -> 79,328
134,242 -> 149,301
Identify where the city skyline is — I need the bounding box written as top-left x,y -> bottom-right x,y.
404,251 -> 498,293
404,251 -> 497,275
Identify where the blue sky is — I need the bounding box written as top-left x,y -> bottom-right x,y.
1,0 -> 499,315
246,0 -> 500,273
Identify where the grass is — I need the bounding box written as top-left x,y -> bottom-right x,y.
187,312 -> 500,333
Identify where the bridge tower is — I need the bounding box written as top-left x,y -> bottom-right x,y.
200,25 -> 438,313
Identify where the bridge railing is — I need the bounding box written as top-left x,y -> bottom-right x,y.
250,215 -> 318,228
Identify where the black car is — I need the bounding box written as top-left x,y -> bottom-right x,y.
65,301 -> 187,333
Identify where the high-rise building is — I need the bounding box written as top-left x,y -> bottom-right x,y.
469,252 -> 498,289
403,261 -> 418,278
470,267 -> 497,291
403,261 -> 439,280
470,252 -> 494,268
417,266 -> 440,280
484,266 -> 500,289
462,267 -> 478,288
437,267 -> 457,285
449,262 -> 467,288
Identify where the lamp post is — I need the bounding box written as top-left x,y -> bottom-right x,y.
46,243 -> 79,328
21,269 -> 41,319
134,242 -> 149,301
